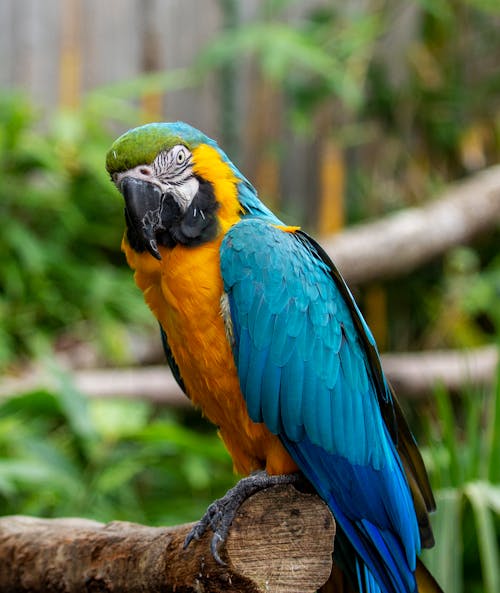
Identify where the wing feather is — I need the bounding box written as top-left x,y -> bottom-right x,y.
220,219 -> 434,593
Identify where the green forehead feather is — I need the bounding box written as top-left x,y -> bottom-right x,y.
105,122 -> 212,174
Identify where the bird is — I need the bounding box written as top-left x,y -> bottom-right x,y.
106,121 -> 442,593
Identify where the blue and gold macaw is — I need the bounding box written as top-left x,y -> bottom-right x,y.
106,122 -> 442,593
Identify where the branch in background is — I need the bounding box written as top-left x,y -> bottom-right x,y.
0,168 -> 498,404
381,345 -> 498,399
323,165 -> 500,284
0,485 -> 334,593
1,346 -> 496,403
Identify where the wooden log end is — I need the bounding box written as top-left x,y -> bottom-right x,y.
0,484 -> 335,593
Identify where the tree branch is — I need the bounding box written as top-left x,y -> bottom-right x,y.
381,345 -> 498,398
0,485 -> 335,593
323,165 -> 500,284
0,346 -> 496,403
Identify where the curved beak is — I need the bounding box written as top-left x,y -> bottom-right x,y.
120,176 -> 163,260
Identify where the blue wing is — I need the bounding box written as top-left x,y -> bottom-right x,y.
220,218 -> 428,593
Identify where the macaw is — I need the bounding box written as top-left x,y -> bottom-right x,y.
106,122 -> 442,593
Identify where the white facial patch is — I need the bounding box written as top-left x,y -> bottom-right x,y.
152,146 -> 199,212
114,145 -> 200,212
166,175 -> 199,211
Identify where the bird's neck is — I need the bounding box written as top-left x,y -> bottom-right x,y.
191,143 -> 244,228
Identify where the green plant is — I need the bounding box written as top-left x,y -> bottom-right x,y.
421,362 -> 500,593
0,67 -> 200,370
198,2 -> 382,129
423,245 -> 500,349
0,91 -> 148,368
0,366 -> 234,525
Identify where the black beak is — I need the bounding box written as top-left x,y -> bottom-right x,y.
120,176 -> 163,260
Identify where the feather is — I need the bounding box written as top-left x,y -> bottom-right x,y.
286,297 -> 307,338
261,361 -> 282,434
280,347 -> 305,441
248,291 -> 275,351
301,360 -> 318,436
219,210 -> 435,593
269,303 -> 290,365
283,433 -> 420,593
237,326 -> 261,421
324,344 -> 341,390
244,344 -> 268,419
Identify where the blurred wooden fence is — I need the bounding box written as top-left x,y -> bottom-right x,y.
1,0 -> 221,121
0,0 -> 339,227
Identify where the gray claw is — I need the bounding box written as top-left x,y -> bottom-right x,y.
183,471 -> 301,565
210,533 -> 226,566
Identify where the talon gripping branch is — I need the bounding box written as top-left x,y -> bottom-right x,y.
106,122 -> 443,593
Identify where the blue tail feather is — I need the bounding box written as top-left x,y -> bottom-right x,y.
281,434 -> 419,593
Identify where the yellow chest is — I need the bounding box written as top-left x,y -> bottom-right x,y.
123,237 -> 297,476
149,238 -> 236,413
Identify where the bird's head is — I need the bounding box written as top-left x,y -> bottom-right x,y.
106,121 -> 276,260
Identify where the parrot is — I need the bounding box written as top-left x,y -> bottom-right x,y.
105,121 -> 442,593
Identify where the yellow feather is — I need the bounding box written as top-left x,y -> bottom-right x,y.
122,146 -> 297,476
192,144 -> 244,229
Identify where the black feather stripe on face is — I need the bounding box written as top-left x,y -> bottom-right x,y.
156,177 -> 220,248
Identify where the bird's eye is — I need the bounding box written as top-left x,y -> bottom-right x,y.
176,149 -> 186,165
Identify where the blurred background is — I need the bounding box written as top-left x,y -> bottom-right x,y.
0,1 -> 499,592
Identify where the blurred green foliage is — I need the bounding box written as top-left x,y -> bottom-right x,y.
420,367 -> 500,593
0,373 -> 234,524
424,246 -> 500,348
0,91 -> 154,369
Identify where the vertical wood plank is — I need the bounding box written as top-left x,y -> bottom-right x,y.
11,0 -> 62,107
318,137 -> 345,235
244,72 -> 283,209
158,0 -> 221,137
139,0 -> 164,122
59,0 -> 82,108
82,0 -> 142,90
0,0 -> 14,87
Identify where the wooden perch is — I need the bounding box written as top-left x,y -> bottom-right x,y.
0,484 -> 335,593
323,165 -> 500,284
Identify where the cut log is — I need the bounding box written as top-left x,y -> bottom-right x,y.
0,484 -> 335,593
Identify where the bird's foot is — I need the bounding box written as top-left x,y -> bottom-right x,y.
184,471 -> 301,564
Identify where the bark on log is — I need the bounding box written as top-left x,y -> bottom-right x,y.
0,484 -> 335,593
323,165 -> 500,284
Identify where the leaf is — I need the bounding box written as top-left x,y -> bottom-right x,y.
87,68 -> 196,101
421,488 -> 463,593
466,482 -> 500,516
47,364 -> 98,448
487,357 -> 500,483
464,386 -> 485,481
137,421 -> 230,462
434,383 -> 462,486
90,400 -> 150,439
465,483 -> 500,593
93,459 -> 144,494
